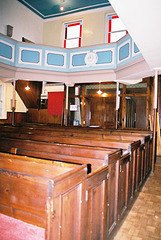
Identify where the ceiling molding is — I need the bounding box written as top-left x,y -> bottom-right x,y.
44,6 -> 113,22
18,0 -> 111,20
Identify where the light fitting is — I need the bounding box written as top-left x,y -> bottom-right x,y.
25,82 -> 30,91
60,0 -> 65,11
60,6 -> 64,11
97,82 -> 103,95
97,89 -> 103,95
102,93 -> 107,97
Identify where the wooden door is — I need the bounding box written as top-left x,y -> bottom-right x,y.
90,97 -> 116,128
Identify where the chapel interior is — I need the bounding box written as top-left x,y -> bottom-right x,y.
0,0 -> 161,239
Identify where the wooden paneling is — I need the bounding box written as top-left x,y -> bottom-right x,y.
27,109 -> 62,124
86,167 -> 108,240
0,124 -> 152,239
16,80 -> 42,109
0,112 -> 27,124
90,97 -> 115,127
136,97 -> 147,129
126,98 -> 136,128
0,152 -> 86,231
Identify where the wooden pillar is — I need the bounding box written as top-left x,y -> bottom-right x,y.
121,84 -> 126,129
12,79 -> 16,126
81,85 -> 85,127
152,70 -> 158,173
116,82 -> 119,129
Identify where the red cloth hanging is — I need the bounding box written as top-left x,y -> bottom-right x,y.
48,92 -> 64,115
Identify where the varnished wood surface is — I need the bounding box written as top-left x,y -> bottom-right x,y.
0,124 -> 153,239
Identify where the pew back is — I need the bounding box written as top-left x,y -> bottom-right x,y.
0,152 -> 87,240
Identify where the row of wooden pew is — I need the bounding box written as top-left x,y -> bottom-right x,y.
0,124 -> 153,240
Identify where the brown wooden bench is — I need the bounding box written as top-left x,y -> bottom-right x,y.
0,151 -> 121,239
0,129 -> 141,198
0,124 -> 151,186
0,124 -> 151,176
0,125 -> 149,232
0,136 -> 130,238
0,152 -> 88,240
18,125 -> 151,186
0,124 -> 147,191
0,125 -> 141,198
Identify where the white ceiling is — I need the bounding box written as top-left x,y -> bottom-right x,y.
109,0 -> 161,75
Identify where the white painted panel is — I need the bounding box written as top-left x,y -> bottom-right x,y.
44,85 -> 64,92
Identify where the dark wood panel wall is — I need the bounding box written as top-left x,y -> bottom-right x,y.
27,109 -> 63,125
81,79 -> 151,129
0,78 -> 154,129
16,80 -> 42,109
0,112 -> 27,124
89,97 -> 116,128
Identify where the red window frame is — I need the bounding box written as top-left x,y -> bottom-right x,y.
64,21 -> 82,48
108,15 -> 128,43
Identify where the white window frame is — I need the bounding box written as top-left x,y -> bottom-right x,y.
63,20 -> 83,48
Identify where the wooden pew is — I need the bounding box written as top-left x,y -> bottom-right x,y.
17,125 -> 151,185
0,125 -> 144,213
28,125 -> 152,177
0,152 -> 115,240
0,130 -> 140,198
0,124 -> 146,191
0,124 -> 151,195
0,136 -> 130,238
14,125 -> 153,197
0,125 -> 150,186
0,124 -> 151,171
0,136 -> 121,171
0,152 -> 87,240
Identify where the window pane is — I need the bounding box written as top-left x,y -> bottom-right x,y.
111,17 -> 126,32
110,31 -> 126,42
67,25 -> 80,39
66,38 -> 79,48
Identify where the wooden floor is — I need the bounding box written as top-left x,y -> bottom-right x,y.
112,157 -> 161,240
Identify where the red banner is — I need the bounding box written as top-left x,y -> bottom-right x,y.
48,92 -> 64,115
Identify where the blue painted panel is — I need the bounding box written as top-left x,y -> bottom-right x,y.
134,43 -> 139,53
0,42 -> 12,59
72,53 -> 86,66
96,50 -> 112,64
0,34 -> 142,73
119,43 -> 129,61
21,50 -> 40,63
47,53 -> 64,66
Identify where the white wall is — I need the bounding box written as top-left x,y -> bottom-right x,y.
0,81 -> 27,120
0,0 -> 114,47
0,0 -> 43,44
43,7 -> 114,47
6,83 -> 27,113
108,0 -> 161,70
